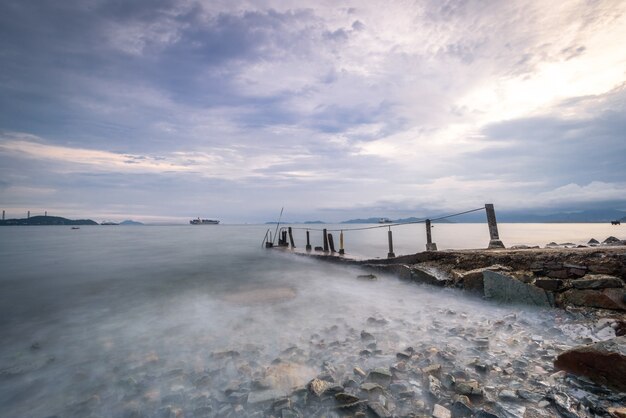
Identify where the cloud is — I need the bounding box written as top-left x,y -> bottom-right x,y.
1,0 -> 626,222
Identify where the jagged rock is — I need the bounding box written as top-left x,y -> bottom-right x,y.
455,380 -> 483,396
433,404 -> 452,418
603,236 -> 622,245
410,265 -> 451,286
308,379 -> 331,397
368,401 -> 391,417
335,392 -> 360,405
555,336 -> 626,391
571,275 -> 624,290
456,265 -> 511,294
354,366 -> 367,377
558,288 -> 626,311
483,271 -> 553,307
367,368 -> 392,386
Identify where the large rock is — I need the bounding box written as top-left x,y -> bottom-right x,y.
558,288 -> 626,311
410,265 -> 451,287
483,271 -> 553,307
456,265 -> 511,294
571,275 -> 624,290
554,336 -> 626,391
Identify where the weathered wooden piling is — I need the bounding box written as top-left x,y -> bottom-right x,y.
305,230 -> 312,251
280,230 -> 288,247
339,231 -> 345,255
328,234 -> 336,253
485,203 -> 505,249
323,229 -> 329,252
288,227 -> 295,248
27,211 -> 30,219
2,210 -> 4,221
387,228 -> 395,258
425,219 -> 438,251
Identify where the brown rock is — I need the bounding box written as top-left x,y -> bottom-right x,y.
558,288 -> 626,311
554,336 -> 626,391
608,407 -> 626,418
534,278 -> 563,291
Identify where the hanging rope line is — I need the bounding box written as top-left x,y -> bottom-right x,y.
288,206 -> 485,232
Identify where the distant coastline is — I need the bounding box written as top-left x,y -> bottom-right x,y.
0,216 -> 144,226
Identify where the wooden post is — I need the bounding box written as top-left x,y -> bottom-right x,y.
305,230 -> 312,251
280,230 -> 288,246
45,211 -> 47,217
323,229 -> 329,252
387,228 -> 395,258
2,210 -> 4,221
425,219 -> 437,251
328,233 -> 336,253
27,211 -> 30,219
339,230 -> 345,255
288,227 -> 295,248
485,203 -> 505,249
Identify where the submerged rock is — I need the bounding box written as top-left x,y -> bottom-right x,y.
554,336 -> 626,391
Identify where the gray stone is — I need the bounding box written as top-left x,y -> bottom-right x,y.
368,401 -> 391,418
533,278 -> 563,291
367,368 -> 392,386
455,380 -> 482,396
411,265 -> 451,287
571,275 -> 624,289
247,389 -> 286,405
483,271 -> 553,307
558,288 -> 626,311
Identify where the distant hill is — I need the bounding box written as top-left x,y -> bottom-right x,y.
341,217 -> 452,224
0,215 -> 98,226
120,220 -> 144,225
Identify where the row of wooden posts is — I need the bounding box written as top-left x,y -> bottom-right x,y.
268,203 -> 505,257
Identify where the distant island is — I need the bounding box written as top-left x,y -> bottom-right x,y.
120,220 -> 144,225
0,215 -> 98,226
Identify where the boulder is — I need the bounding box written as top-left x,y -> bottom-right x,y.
457,265 -> 511,294
603,236 -> 622,245
534,278 -> 564,291
483,271 -> 554,307
554,336 -> 626,391
558,288 -> 626,311
571,275 -> 624,290
410,265 -> 451,287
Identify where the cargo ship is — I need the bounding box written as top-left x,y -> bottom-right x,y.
190,218 -> 220,225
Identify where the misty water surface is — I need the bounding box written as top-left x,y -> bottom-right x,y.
0,224 -> 616,417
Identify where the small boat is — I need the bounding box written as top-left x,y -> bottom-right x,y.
378,218 -> 392,223
71,226 -> 80,230
190,218 -> 220,225
611,220 -> 621,225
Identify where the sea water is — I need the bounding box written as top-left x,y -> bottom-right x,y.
0,224 -> 621,417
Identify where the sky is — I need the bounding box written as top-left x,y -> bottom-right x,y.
1,0 -> 625,223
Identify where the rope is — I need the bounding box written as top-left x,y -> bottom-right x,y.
289,207 -> 485,232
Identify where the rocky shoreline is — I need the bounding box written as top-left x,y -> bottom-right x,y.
255,239 -> 626,418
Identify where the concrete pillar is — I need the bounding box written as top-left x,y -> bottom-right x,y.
485,203 -> 505,249
339,231 -> 345,255
425,219 -> 437,251
387,229 -> 395,258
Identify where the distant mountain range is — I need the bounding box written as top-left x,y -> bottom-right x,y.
264,209 -> 626,224
0,215 -> 98,226
0,216 -> 146,226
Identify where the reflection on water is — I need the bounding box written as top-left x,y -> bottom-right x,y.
0,225 -> 620,417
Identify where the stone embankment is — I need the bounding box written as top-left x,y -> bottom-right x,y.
353,246 -> 626,312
